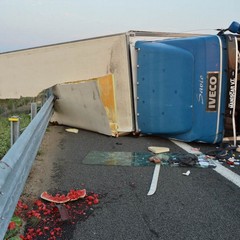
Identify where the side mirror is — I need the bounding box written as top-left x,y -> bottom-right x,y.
228,21 -> 240,34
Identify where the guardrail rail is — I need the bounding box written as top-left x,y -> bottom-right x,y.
0,95 -> 54,239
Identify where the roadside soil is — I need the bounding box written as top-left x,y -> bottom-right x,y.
20,125 -> 61,204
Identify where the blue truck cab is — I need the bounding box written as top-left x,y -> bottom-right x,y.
134,22 -> 240,143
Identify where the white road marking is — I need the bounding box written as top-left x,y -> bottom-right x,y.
171,140 -> 202,155
171,140 -> 240,188
213,161 -> 240,188
147,163 -> 161,196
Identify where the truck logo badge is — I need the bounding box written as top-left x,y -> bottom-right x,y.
227,70 -> 236,109
206,72 -> 219,112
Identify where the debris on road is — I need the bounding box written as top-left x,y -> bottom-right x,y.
40,189 -> 86,203
5,189 -> 100,240
149,156 -> 161,164
182,170 -> 191,176
65,128 -> 79,133
148,152 -> 215,168
83,151 -> 153,166
205,143 -> 240,167
56,204 -> 70,221
83,150 -> 220,168
148,146 -> 169,154
147,163 -> 161,196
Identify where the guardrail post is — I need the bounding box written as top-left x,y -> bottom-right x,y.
8,116 -> 20,146
31,102 -> 37,121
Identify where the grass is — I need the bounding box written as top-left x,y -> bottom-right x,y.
0,116 -> 11,159
0,92 -> 48,159
0,114 -> 31,159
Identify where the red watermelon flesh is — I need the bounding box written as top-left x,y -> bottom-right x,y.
67,189 -> 86,201
40,189 -> 87,203
40,192 -> 70,204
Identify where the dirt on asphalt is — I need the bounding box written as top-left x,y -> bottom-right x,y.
20,125 -> 62,203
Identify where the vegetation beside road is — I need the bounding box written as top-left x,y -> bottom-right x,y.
0,97 -> 40,159
0,92 -> 47,159
0,114 -> 31,159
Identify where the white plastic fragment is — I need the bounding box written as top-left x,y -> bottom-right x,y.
182,170 -> 191,176
65,128 -> 79,134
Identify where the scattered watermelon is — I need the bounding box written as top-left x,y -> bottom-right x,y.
40,189 -> 87,203
67,189 -> 86,201
40,192 -> 70,204
14,190 -> 101,240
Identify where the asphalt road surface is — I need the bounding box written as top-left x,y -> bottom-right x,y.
36,125 -> 240,240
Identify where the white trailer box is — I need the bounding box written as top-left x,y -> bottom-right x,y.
0,34 -> 134,136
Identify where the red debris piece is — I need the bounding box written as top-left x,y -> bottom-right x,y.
87,201 -> 93,206
8,221 -> 16,230
149,156 -> 161,164
67,189 -> 86,201
86,196 -> 94,201
40,192 -> 70,204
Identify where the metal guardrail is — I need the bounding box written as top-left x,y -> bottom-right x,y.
0,95 -> 54,239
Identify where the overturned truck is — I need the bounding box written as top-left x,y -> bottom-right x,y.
0,21 -> 240,144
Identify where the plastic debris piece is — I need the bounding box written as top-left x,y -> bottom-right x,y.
148,146 -> 170,154
65,128 -> 79,133
198,161 -> 209,168
56,204 -> 70,221
147,163 -> 161,195
197,155 -> 217,168
227,158 -> 235,165
182,170 -> 190,176
207,159 -> 217,168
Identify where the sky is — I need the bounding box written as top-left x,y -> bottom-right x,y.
0,0 -> 239,52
